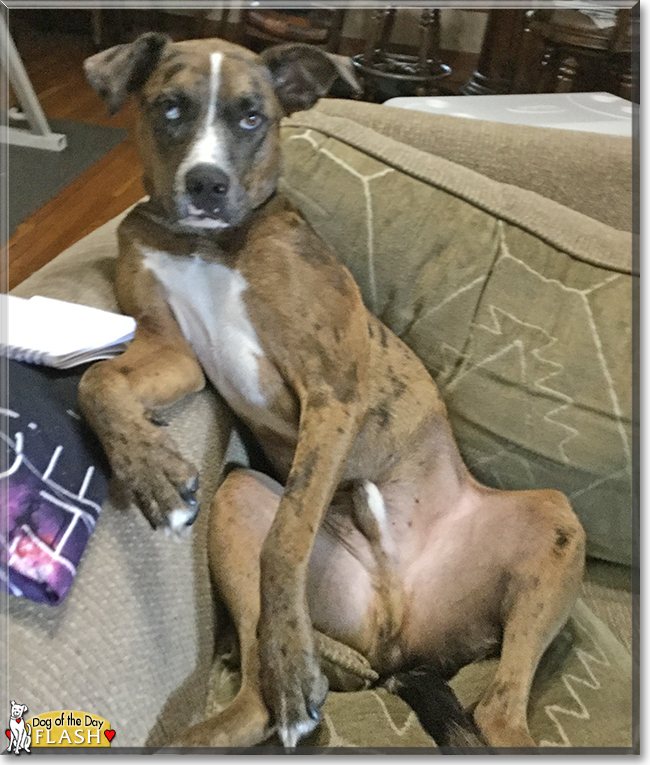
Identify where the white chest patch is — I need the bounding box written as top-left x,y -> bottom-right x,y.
143,249 -> 270,415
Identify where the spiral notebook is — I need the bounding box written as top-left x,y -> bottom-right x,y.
2,294 -> 136,369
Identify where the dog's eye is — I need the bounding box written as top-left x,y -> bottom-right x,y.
239,112 -> 261,130
163,100 -> 182,121
158,96 -> 183,122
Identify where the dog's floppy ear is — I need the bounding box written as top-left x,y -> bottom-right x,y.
84,32 -> 170,115
261,43 -> 361,115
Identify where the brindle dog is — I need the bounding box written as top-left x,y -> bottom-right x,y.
80,34 -> 585,749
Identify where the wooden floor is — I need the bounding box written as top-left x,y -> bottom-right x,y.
7,21 -> 143,290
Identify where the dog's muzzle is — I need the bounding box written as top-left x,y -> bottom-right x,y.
180,163 -> 231,230
186,163 -> 229,213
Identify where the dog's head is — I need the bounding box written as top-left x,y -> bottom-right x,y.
84,35 -> 358,231
9,701 -> 27,720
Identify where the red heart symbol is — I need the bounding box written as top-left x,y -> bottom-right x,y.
5,730 -> 9,739
104,730 -> 115,743
15,720 -> 20,724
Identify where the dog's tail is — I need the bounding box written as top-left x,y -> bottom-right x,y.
383,667 -> 494,753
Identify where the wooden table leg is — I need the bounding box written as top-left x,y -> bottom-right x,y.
461,9 -> 529,95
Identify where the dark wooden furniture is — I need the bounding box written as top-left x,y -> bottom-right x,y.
352,8 -> 450,102
463,7 -> 633,100
461,10 -> 534,95
235,8 -> 346,53
527,8 -> 633,100
89,8 -> 232,49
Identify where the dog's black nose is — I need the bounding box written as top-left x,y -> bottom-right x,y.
185,164 -> 230,214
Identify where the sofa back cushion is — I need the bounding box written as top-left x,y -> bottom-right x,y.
314,99 -> 633,232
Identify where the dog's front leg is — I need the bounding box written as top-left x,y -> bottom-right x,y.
79,323 -> 205,532
257,392 -> 361,747
78,311 -> 205,532
78,226 -> 207,532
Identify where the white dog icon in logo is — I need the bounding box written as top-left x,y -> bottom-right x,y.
6,701 -> 31,755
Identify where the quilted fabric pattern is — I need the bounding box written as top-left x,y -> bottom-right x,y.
202,601 -> 631,749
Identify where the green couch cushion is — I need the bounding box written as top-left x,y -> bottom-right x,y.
204,599 -> 632,749
280,107 -> 634,565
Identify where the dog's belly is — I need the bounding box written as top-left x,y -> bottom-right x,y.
397,494 -> 513,674
308,483 -> 506,677
142,249 -> 298,440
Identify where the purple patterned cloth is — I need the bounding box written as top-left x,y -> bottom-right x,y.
1,360 -> 109,605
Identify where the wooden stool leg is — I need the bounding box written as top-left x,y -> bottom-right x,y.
537,43 -> 559,93
512,20 -> 547,93
461,9 -> 528,95
326,9 -> 345,53
555,54 -> 578,92
235,9 -> 249,46
218,6 -> 232,39
363,7 -> 394,68
617,58 -> 633,100
416,9 -> 443,96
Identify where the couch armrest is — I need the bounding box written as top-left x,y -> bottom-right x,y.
312,99 -> 632,232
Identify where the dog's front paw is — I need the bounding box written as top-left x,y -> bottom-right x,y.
110,427 -> 200,535
258,606 -> 328,749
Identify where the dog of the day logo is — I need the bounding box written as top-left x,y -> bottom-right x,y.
5,703 -> 115,751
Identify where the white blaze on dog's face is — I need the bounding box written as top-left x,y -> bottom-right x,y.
83,35 -> 359,231
172,51 -> 230,228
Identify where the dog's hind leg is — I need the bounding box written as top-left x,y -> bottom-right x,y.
473,490 -> 585,749
173,469 -> 282,748
22,726 -> 31,753
175,470 -> 406,748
